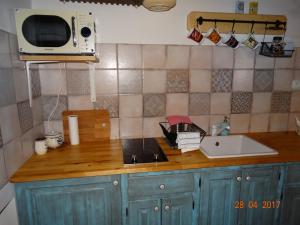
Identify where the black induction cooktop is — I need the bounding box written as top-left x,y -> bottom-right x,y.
122,138 -> 168,164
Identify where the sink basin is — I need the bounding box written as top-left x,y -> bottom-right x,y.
200,135 -> 278,159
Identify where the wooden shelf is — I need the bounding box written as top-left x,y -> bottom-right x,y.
187,12 -> 287,35
19,54 -> 98,62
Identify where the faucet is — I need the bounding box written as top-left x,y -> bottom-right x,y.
211,124 -> 230,136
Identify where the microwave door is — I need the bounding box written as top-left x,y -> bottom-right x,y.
19,14 -> 79,54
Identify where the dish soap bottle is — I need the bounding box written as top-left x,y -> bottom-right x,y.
221,116 -> 230,136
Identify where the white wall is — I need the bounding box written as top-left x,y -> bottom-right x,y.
31,0 -> 300,46
0,0 -> 31,33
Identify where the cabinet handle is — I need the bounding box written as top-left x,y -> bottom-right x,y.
236,176 -> 242,182
154,206 -> 159,211
113,180 -> 119,186
246,176 -> 251,181
159,184 -> 165,190
165,205 -> 170,211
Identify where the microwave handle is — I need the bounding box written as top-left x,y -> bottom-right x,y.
71,16 -> 77,47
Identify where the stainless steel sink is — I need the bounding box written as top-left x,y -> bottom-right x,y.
200,135 -> 278,159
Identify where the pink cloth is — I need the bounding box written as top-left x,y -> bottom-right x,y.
167,115 -> 192,126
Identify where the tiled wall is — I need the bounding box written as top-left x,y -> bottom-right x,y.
40,44 -> 300,139
0,29 -> 44,191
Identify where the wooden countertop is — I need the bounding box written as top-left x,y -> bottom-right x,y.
10,132 -> 300,183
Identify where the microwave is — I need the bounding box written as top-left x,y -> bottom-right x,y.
15,9 -> 96,55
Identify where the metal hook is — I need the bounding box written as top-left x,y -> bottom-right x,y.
214,20 -> 217,29
250,22 -> 255,34
231,20 -> 236,33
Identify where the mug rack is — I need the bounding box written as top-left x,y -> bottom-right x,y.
187,12 -> 287,35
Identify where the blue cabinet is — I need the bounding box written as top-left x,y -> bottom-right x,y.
199,166 -> 280,225
15,175 -> 121,225
280,165 -> 300,225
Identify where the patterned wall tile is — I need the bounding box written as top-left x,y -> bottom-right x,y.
271,91 -> 291,113
143,94 -> 166,117
95,95 -> 119,118
17,100 -> 33,133
231,92 -> 253,114
189,93 -> 210,115
67,70 -> 90,95
167,70 -> 189,93
119,70 -> 142,94
42,95 -> 68,120
211,69 -> 233,92
0,68 -> 16,107
30,69 -> 41,98
253,70 -> 274,92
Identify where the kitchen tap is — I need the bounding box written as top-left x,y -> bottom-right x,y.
211,124 -> 231,136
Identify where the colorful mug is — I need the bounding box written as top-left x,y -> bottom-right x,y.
206,28 -> 222,45
222,32 -> 240,49
188,28 -> 204,44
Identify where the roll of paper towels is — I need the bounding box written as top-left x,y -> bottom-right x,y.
68,115 -> 80,145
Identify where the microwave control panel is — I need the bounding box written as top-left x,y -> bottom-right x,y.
77,12 -> 96,54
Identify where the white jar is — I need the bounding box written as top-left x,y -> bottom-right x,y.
35,138 -> 48,155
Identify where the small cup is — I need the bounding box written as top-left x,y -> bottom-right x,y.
222,32 -> 240,49
35,138 -> 48,155
243,33 -> 259,49
188,27 -> 204,44
206,28 -> 222,45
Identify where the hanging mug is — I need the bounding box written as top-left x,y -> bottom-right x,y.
188,27 -> 204,44
206,28 -> 222,45
243,33 -> 259,49
222,32 -> 240,49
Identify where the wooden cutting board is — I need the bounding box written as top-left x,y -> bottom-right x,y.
62,110 -> 110,143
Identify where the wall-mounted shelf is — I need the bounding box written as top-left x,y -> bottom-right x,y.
187,12 -> 287,35
19,54 -> 98,62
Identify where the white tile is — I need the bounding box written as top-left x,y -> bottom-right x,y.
166,46 -> 190,69
3,139 -> 24,177
190,116 -> 210,133
143,70 -> 167,94
213,47 -> 234,69
118,44 -> 142,69
40,69 -> 67,95
273,70 -> 294,91
143,117 -> 165,138
119,95 -> 143,117
234,47 -> 255,69
269,113 -> 289,132
255,49 -> 275,69
190,46 -> 212,69
120,118 -> 143,138
95,44 -> 117,69
166,93 -> 188,116
0,104 -> 21,144
232,70 -> 253,91
95,70 -> 118,94
189,70 -> 211,93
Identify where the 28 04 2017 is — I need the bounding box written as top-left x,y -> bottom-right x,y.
234,200 -> 281,209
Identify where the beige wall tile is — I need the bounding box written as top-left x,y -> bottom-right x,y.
234,47 -> 255,69
190,116 -> 210,133
119,95 -> 143,117
13,68 -> 28,102
95,70 -> 118,94
250,114 -> 270,132
232,70 -> 253,91
95,44 -> 117,69
142,45 -> 166,69
230,114 -> 250,134
143,117 -> 165,138
166,46 -> 190,69
119,70 -> 142,94
269,113 -> 289,131
274,70 -> 294,91
96,95 -> 119,118
275,54 -> 295,69
3,139 -> 24,177
67,70 -> 90,95
291,91 -> 300,112
190,46 -> 212,69
143,70 -> 167,94
120,118 -> 143,138
68,96 -> 93,110
255,49 -> 275,69
252,93 -> 272,113
0,104 -> 21,144
210,93 -> 231,115
110,118 -> 119,139
189,70 -> 211,93
288,113 -> 300,131
213,47 -> 233,69
166,93 -> 188,116
118,44 -> 142,69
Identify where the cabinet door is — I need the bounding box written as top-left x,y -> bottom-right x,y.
15,176 -> 121,225
200,169 -> 241,225
280,185 -> 300,225
239,167 -> 280,225
128,199 -> 161,225
161,194 -> 193,225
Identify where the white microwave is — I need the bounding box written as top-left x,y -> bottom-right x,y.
15,9 -> 96,55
